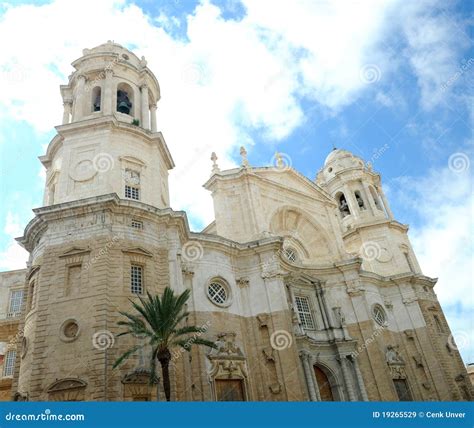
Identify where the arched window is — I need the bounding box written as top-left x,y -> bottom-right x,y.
337,192 -> 351,217
372,304 -> 387,326
354,190 -> 366,210
116,83 -> 134,115
91,86 -> 101,112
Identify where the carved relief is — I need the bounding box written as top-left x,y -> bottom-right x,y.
208,333 -> 249,399
256,313 -> 269,328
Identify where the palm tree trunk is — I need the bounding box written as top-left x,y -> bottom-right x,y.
158,349 -> 172,401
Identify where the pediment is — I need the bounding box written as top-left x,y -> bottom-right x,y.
59,247 -> 91,258
47,378 -> 87,392
285,272 -> 320,286
121,247 -> 153,257
251,168 -> 335,205
122,370 -> 156,384
119,155 -> 146,168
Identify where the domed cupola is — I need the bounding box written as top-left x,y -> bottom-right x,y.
316,148 -> 393,230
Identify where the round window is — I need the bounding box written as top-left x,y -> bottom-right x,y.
60,319 -> 81,342
372,305 -> 387,326
207,280 -> 231,307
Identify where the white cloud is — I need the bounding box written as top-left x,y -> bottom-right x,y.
0,212 -> 28,271
402,166 -> 474,362
0,0 -> 469,234
398,0 -> 470,110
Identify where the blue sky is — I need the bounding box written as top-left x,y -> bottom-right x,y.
0,0 -> 472,362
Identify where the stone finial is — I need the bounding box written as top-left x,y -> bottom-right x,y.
211,152 -> 220,173
140,56 -> 147,68
240,146 -> 249,167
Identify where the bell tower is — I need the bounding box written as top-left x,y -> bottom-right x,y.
41,41 -> 174,209
316,149 -> 421,276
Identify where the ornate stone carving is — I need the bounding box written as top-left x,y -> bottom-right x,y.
236,277 -> 249,288
256,313 -> 269,328
386,345 -> 404,365
386,345 -> 406,379
269,383 -> 282,394
262,347 -> 275,362
389,365 -> 407,380
209,332 -> 243,358
412,353 -> 424,368
208,333 -> 248,386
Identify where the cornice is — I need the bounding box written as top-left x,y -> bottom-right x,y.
342,219 -> 408,239
40,116 -> 174,170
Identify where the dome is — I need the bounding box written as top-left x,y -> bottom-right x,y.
324,148 -> 358,166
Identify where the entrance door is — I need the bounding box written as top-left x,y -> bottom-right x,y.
215,379 -> 245,401
314,366 -> 334,401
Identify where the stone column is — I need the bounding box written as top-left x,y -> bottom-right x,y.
150,104 -> 157,132
362,182 -> 377,215
62,100 -> 72,124
103,69 -> 114,115
141,84 -> 150,129
339,355 -> 357,401
73,74 -> 86,121
342,184 -> 359,220
350,355 -> 369,401
300,351 -> 318,401
379,187 -> 394,219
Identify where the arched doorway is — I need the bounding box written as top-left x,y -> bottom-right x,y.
314,365 -> 334,401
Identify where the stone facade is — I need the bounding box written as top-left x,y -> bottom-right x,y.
0,42 -> 471,401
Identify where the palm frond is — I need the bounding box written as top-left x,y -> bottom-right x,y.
112,344 -> 143,369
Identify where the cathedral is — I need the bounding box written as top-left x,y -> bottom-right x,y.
0,42 -> 472,402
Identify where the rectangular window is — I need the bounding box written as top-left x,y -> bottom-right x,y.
7,290 -> 23,317
131,220 -> 143,229
3,350 -> 16,377
294,296 -> 315,329
393,379 -> 413,401
130,265 -> 143,294
125,185 -> 140,200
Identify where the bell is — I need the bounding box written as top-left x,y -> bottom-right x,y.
93,94 -> 101,112
117,101 -> 130,114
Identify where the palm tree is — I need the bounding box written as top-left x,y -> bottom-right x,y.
113,287 -> 216,401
